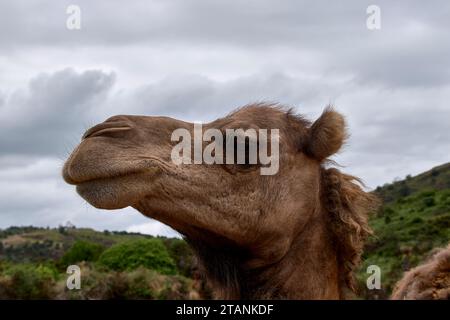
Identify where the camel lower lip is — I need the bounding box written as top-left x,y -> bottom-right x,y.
75,178 -> 130,209
74,167 -> 161,210
75,174 -> 128,185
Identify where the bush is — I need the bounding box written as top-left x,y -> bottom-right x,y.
57,264 -> 196,300
163,239 -> 195,277
411,217 -> 424,224
398,184 -> 411,197
0,264 -> 57,299
98,239 -> 177,275
58,226 -> 67,235
125,268 -> 155,298
59,241 -> 105,267
422,197 -> 435,207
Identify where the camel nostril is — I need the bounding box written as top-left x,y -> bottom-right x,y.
82,121 -> 132,140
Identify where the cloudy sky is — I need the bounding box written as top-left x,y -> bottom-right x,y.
0,1 -> 449,236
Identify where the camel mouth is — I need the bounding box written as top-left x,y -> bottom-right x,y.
72,168 -> 147,184
63,165 -> 161,185
62,152 -> 163,185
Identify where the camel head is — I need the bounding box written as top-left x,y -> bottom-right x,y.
63,103 -> 378,299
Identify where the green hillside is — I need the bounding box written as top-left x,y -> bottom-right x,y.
357,162 -> 450,298
374,162 -> 450,204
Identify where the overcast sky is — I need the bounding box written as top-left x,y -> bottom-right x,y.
0,1 -> 449,237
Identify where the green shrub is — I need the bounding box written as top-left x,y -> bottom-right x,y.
419,190 -> 436,198
411,217 -> 424,224
98,239 -> 177,275
422,197 -> 435,207
156,275 -> 191,300
125,268 -> 155,298
60,241 -> 105,267
0,264 -> 57,299
398,185 -> 411,197
163,239 -> 195,277
57,264 -> 195,300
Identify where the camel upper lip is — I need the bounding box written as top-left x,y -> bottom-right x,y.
63,158 -> 163,185
82,121 -> 131,140
63,166 -> 157,185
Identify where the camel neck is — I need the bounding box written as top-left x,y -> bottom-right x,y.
256,211 -> 341,299
239,210 -> 341,299
191,209 -> 341,299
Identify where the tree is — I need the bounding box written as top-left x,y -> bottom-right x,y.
60,241 -> 105,267
58,225 -> 67,235
98,239 -> 177,275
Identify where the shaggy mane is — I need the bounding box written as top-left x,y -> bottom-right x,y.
321,167 -> 380,296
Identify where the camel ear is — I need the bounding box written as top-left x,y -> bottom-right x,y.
305,107 -> 347,161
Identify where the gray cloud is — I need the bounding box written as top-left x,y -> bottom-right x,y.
113,72 -> 336,119
1,1 -> 450,89
0,68 -> 115,156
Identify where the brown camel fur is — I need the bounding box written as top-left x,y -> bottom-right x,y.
391,244 -> 450,300
63,103 -> 379,299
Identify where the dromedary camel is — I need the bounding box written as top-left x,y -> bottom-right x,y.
392,244 -> 450,300
63,103 -> 379,299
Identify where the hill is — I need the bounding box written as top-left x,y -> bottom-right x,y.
357,162 -> 450,298
374,162 -> 450,204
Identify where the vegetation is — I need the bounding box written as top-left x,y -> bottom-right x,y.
98,239 -> 177,275
59,240 -> 105,267
58,263 -> 196,300
0,263 -> 59,299
0,227 -> 197,299
357,163 -> 450,298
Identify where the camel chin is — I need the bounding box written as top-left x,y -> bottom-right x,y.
75,169 -> 162,210
76,178 -> 131,210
